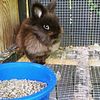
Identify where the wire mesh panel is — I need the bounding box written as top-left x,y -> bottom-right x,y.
91,66 -> 100,100
70,0 -> 100,46
49,65 -> 100,100
30,0 -> 100,46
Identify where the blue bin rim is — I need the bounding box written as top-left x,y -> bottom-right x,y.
0,62 -> 57,100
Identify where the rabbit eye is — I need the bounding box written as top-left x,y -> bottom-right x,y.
43,25 -> 50,30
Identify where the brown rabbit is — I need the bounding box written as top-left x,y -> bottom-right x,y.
16,0 -> 62,64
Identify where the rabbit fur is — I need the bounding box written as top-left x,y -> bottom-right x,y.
16,0 -> 62,64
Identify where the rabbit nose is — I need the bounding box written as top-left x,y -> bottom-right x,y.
48,32 -> 53,36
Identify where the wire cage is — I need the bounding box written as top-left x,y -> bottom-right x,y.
0,0 -> 100,100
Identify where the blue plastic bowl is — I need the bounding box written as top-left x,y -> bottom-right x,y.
0,62 -> 56,100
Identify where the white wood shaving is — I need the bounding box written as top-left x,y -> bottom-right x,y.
0,79 -> 47,99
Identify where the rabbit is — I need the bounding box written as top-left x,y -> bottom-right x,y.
16,0 -> 62,64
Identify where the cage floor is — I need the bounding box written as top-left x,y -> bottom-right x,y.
49,65 -> 100,100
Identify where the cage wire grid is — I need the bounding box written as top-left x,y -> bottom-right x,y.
48,65 -> 100,100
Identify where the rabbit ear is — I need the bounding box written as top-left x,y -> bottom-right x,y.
47,0 -> 56,13
31,2 -> 47,19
